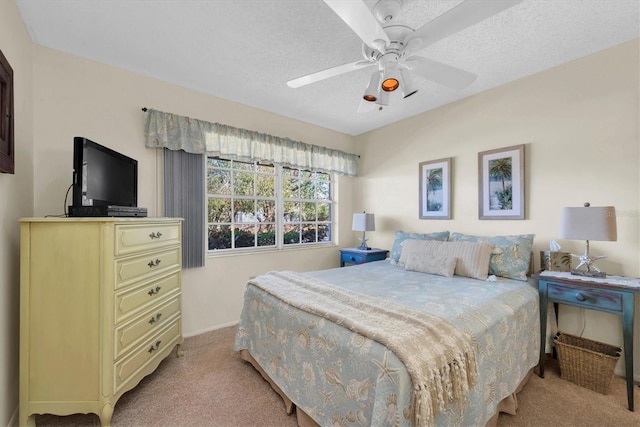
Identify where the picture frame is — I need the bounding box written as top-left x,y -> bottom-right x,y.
0,48 -> 14,174
419,157 -> 451,219
478,144 -> 524,220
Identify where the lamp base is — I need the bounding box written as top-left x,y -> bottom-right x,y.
570,269 -> 606,278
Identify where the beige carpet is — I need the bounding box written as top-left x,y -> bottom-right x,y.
37,326 -> 640,427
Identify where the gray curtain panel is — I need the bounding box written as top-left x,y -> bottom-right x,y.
163,148 -> 205,268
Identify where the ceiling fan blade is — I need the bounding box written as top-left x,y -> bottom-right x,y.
405,56 -> 477,90
404,0 -> 523,50
324,0 -> 390,51
287,60 -> 374,88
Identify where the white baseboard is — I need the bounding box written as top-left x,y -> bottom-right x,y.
183,320 -> 239,338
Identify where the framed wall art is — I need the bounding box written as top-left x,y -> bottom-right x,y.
419,157 -> 451,219
0,47 -> 14,174
478,144 -> 524,220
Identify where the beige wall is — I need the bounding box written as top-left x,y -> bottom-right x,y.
31,46 -> 356,338
5,0 -> 640,420
0,1 -> 34,425
356,39 -> 640,378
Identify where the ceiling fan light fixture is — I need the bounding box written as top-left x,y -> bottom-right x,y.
400,69 -> 419,98
381,61 -> 401,92
377,87 -> 390,106
381,77 -> 399,92
362,71 -> 382,102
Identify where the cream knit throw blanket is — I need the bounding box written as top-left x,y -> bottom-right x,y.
248,271 -> 478,427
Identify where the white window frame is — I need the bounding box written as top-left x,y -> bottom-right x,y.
206,157 -> 335,254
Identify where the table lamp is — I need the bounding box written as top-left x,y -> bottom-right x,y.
352,212 -> 375,250
558,202 -> 617,278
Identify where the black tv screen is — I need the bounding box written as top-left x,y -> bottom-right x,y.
72,137 -> 138,208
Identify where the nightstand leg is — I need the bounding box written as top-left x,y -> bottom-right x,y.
622,293 -> 634,411
538,281 -> 549,378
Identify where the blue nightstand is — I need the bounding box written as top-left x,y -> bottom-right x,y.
533,271 -> 639,411
339,248 -> 388,267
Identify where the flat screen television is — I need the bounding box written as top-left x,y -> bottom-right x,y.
70,137 -> 140,216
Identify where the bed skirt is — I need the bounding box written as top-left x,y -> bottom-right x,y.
239,349 -> 533,427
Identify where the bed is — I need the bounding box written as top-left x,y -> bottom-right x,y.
234,232 -> 540,426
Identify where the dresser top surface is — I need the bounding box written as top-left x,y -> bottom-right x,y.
21,217 -> 182,223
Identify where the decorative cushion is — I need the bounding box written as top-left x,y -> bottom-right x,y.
405,252 -> 457,277
400,239 -> 494,280
449,233 -> 535,281
389,230 -> 450,265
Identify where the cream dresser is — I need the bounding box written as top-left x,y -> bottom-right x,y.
19,217 -> 183,426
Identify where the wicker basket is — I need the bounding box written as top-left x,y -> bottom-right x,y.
554,332 -> 622,394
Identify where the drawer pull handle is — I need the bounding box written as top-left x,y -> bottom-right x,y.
575,292 -> 587,302
147,259 -> 162,268
148,286 -> 162,296
148,340 -> 162,354
149,231 -> 163,239
148,313 -> 162,325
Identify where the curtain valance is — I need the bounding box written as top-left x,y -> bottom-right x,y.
144,108 -> 359,176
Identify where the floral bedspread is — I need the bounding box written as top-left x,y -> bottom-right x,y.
234,260 -> 540,426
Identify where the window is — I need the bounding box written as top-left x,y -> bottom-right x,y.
207,157 -> 333,251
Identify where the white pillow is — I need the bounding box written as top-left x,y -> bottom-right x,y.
400,239 -> 494,280
405,252 -> 457,277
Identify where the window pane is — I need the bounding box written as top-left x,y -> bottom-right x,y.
316,180 -> 330,200
257,225 -> 276,247
299,180 -> 315,199
234,199 -> 255,223
301,170 -> 312,179
317,202 -> 330,221
301,223 -> 317,243
283,168 -> 299,177
235,225 -> 256,248
208,158 -> 230,168
208,225 -> 231,250
257,199 -> 276,222
256,163 -> 274,173
284,224 -> 300,245
208,198 -> 231,222
234,172 -> 254,196
256,174 -> 275,197
302,202 -> 316,221
283,201 -> 300,222
234,161 -> 254,171
318,224 -> 331,242
283,176 -> 298,198
207,169 -> 231,195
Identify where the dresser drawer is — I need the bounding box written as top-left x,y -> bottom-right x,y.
115,296 -> 181,359
114,318 -> 181,394
115,223 -> 181,256
547,282 -> 623,312
114,247 -> 181,289
115,272 -> 181,323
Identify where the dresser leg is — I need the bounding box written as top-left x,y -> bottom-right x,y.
100,403 -> 114,427
19,413 -> 35,427
176,342 -> 184,358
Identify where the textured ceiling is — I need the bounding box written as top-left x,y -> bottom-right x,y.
15,0 -> 640,136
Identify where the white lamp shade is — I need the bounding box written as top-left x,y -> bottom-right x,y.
352,213 -> 375,232
559,206 -> 617,241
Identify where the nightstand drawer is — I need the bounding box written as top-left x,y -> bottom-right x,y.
341,252 -> 367,265
339,248 -> 388,266
548,282 -> 623,312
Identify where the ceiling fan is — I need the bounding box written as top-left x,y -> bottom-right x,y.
287,0 -> 523,111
